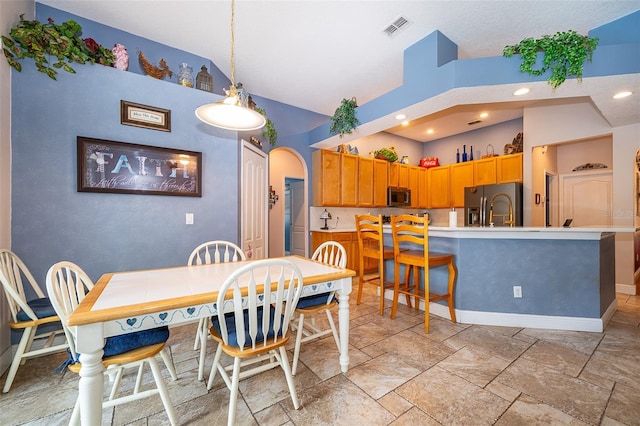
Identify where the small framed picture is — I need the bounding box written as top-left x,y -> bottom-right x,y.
120,100 -> 171,132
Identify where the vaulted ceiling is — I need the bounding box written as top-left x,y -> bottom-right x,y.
39,1 -> 640,142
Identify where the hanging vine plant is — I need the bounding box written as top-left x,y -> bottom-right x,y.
330,97 -> 359,138
503,30 -> 598,89
254,107 -> 277,147
2,14 -> 114,80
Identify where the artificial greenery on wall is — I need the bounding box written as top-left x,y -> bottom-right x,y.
330,97 -> 359,138
503,30 -> 598,89
2,14 -> 114,80
254,107 -> 277,147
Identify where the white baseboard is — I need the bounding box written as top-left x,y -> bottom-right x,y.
383,289 -> 617,332
616,283 -> 637,295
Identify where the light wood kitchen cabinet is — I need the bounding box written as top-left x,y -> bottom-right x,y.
312,150 -> 358,206
497,153 -> 523,183
389,163 -> 409,188
450,162 -> 474,208
429,165 -> 450,208
311,231 -> 358,272
341,153 -> 358,206
408,166 -> 420,208
312,149 -> 341,206
418,167 -> 430,208
372,158 -> 389,207
359,156 -> 389,207
474,157 -> 497,185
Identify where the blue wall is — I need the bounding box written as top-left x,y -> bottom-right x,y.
9,4 -> 324,285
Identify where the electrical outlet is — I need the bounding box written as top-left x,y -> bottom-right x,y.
186,213 -> 194,225
513,285 -> 522,298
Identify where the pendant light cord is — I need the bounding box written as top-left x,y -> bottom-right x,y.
230,0 -> 235,87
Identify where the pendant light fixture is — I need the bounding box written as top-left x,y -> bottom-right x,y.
195,0 -> 266,131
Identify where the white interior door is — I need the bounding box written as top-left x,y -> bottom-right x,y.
289,179 -> 306,256
241,140 -> 268,259
560,169 -> 613,227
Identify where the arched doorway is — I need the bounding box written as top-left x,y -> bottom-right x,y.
268,148 -> 309,257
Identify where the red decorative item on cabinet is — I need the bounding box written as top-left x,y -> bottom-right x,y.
419,157 -> 439,168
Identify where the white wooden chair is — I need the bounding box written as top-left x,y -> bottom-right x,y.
46,261 -> 178,426
291,241 -> 346,375
206,258 -> 304,426
0,249 -> 68,393
188,240 -> 246,380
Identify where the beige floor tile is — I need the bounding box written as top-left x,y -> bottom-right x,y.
377,391 -> 413,417
518,328 -> 603,355
437,345 -> 511,387
370,329 -> 454,371
346,352 -> 422,399
281,374 -> 395,425
396,365 -> 510,425
495,394 -> 589,425
520,339 -> 591,377
604,382 -> 640,425
495,357 -> 610,424
446,324 -> 533,361
389,406 -> 441,425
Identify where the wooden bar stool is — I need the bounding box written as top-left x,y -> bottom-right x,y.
355,214 -> 395,315
390,214 -> 457,332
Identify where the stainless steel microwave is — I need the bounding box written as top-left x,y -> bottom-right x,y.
387,186 -> 411,207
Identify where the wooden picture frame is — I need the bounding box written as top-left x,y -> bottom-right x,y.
77,136 -> 202,197
120,100 -> 171,132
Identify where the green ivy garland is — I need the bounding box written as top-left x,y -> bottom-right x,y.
330,97 -> 359,137
503,30 -> 598,89
2,14 -> 114,80
254,107 -> 277,147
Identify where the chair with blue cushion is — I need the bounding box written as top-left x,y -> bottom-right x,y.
291,241 -> 346,375
188,240 -> 246,380
0,249 -> 68,393
205,258 -> 304,426
46,261 -> 178,426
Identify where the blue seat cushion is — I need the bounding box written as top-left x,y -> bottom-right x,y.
212,307 -> 284,348
296,294 -> 336,309
57,326 -> 170,371
103,326 -> 169,357
16,297 -> 57,321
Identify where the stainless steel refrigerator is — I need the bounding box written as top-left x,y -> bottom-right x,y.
464,182 -> 523,227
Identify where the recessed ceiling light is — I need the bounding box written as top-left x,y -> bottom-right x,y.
401,120 -> 409,126
395,114 -> 406,120
479,112 -> 489,118
613,91 -> 632,99
513,88 -> 530,96
426,129 -> 434,134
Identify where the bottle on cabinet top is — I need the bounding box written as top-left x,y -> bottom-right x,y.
462,145 -> 468,162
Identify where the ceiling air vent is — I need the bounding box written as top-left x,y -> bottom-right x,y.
467,119 -> 482,126
383,16 -> 410,37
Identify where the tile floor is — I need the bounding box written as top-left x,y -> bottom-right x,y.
1,284 -> 639,425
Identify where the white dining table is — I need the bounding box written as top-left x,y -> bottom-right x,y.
67,255 -> 355,425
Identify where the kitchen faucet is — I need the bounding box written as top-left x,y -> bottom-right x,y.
489,192 -> 515,227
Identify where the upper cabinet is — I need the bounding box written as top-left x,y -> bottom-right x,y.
358,156 -> 389,207
429,165 -> 450,208
313,149 -> 388,207
473,157 -> 497,185
497,153 -> 523,183
450,162 -> 474,208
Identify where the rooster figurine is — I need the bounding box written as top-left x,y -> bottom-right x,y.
112,43 -> 129,71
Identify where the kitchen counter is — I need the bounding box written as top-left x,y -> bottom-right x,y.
311,225 -> 630,332
312,225 -> 638,240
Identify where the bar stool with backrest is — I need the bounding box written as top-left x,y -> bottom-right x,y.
390,214 -> 457,333
355,214 -> 396,315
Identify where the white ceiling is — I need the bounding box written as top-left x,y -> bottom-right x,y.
38,0 -> 640,143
